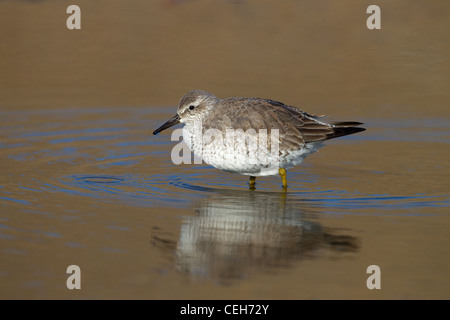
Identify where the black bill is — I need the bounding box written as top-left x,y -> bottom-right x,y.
153,114 -> 181,135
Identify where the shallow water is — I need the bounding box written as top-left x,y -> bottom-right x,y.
1,0 -> 449,299
1,107 -> 449,299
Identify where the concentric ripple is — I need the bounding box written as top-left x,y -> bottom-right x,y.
1,107 -> 449,216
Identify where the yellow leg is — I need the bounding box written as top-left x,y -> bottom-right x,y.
279,168 -> 287,189
249,176 -> 256,190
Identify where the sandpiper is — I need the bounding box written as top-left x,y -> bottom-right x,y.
153,90 -> 365,189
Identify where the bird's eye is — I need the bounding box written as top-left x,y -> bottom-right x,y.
189,105 -> 195,110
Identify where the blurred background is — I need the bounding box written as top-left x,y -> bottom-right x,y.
0,0 -> 449,300
1,0 -> 448,117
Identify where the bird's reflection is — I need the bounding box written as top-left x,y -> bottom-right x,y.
151,189 -> 359,283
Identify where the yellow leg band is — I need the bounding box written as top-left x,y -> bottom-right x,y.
249,176 -> 256,190
279,168 -> 287,189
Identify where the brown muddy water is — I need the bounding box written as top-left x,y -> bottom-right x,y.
1,1 -> 449,299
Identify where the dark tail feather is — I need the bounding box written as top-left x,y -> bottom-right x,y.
328,121 -> 366,139
331,121 -> 364,127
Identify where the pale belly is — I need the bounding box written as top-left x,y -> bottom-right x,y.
182,126 -> 321,176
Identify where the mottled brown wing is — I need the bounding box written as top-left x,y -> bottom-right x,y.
207,97 -> 364,152
263,99 -> 366,143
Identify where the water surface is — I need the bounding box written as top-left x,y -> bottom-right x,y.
1,0 -> 449,299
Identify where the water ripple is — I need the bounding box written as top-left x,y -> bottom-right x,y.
34,173 -> 446,215
1,108 -> 448,216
